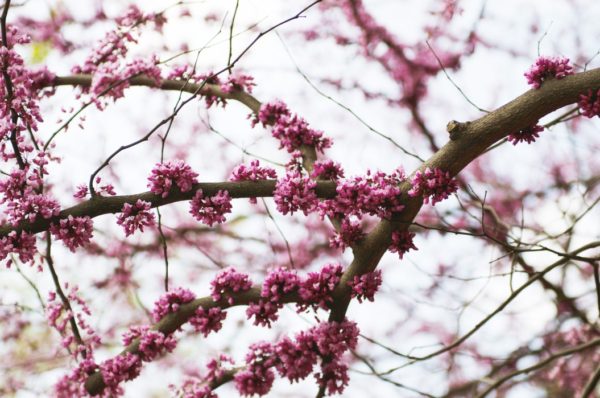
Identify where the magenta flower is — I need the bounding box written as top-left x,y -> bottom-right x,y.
274,170 -> 318,216
507,123 -> 544,145
389,230 -> 418,259
524,56 -> 573,89
50,216 -> 94,252
117,200 -> 156,236
408,167 -> 458,205
189,189 -> 232,226
151,287 -> 196,322
147,160 -> 198,198
189,307 -> 227,337
348,270 -> 382,303
578,89 -> 600,118
210,267 -> 253,305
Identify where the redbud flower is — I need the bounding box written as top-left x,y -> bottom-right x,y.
524,56 -> 573,89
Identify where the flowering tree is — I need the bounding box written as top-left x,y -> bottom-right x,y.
1,0 -> 600,397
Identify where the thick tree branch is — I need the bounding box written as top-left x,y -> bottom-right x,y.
0,180 -> 337,237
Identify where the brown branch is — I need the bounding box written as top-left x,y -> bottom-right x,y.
0,180 -> 337,238
84,287 -> 301,395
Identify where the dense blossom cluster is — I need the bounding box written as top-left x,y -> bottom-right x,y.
210,267 -> 253,305
116,200 -> 156,236
507,123 -> 545,145
229,160 -> 277,182
0,231 -> 37,265
311,160 -> 345,180
99,353 -> 143,396
298,263 -> 342,311
251,100 -> 332,153
0,26 -> 52,162
232,319 -> 359,396
189,307 -> 227,337
151,287 -> 196,322
121,325 -> 177,361
389,230 -> 418,259
578,88 -> 600,118
320,168 -> 406,219
348,270 -> 382,303
49,216 -> 94,252
524,56 -> 574,89
247,268 -> 300,327
329,219 -> 364,250
407,167 -> 458,205
147,160 -> 199,198
273,170 -> 318,215
189,189 -> 232,226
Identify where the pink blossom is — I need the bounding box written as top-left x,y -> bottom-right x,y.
0,230 -> 37,265
5,193 -> 60,225
348,270 -> 382,303
320,168 -> 406,219
234,342 -> 276,396
148,160 -> 199,198
151,287 -> 196,322
311,160 -> 344,180
210,267 -> 253,305
273,170 -> 318,216
250,100 -> 332,153
99,352 -> 142,395
578,89 -> 600,118
329,219 -> 364,250
50,216 -> 94,252
507,123 -> 544,145
298,263 -> 342,311
389,230 -> 418,259
117,200 -> 156,236
189,307 -> 227,337
229,160 -> 277,181
407,167 -> 457,205
315,360 -> 350,395
524,56 -> 573,89
189,189 -> 232,226
220,73 -> 255,94
311,319 -> 359,357
261,268 -> 300,302
274,336 -> 316,382
246,300 -> 280,327
122,325 -> 177,361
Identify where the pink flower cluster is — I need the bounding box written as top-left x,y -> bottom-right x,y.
220,73 -> 255,94
99,352 -> 142,396
0,231 -> 36,266
311,160 -> 345,180
348,270 -> 382,303
230,159 -> 278,182
189,190 -> 232,226
274,170 -> 318,216
507,123 -> 544,145
0,27 -> 50,161
116,199 -> 156,236
389,230 -> 418,259
147,160 -> 198,198
50,216 -> 94,252
246,268 -> 300,327
230,160 -> 278,204
524,56 -> 573,89
329,219 -> 364,250
320,168 -> 406,219
298,263 -> 342,311
251,100 -> 332,153
578,89 -> 600,118
233,319 -> 359,396
151,287 -> 196,322
210,267 -> 253,305
189,307 -> 227,337
90,55 -> 162,108
407,167 -> 457,205
121,325 -> 177,361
